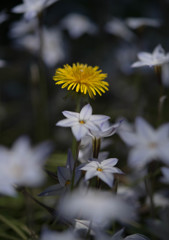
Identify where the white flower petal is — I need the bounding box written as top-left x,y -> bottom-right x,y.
131,61 -> 148,68
138,52 -> 153,62
62,110 -> 79,119
90,115 -> 110,123
135,117 -> 155,141
99,172 -> 114,187
85,169 -> 97,180
118,130 -> 138,146
158,143 -> 169,165
56,118 -> 77,127
80,164 -> 97,171
80,104 -> 92,120
71,125 -> 88,141
157,123 -> 169,141
12,4 -> 26,13
46,0 -> 60,7
85,121 -> 100,131
153,44 -> 165,56
103,167 -> 123,174
102,158 -> 118,167
128,147 -> 156,168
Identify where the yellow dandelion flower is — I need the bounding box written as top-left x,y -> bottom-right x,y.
53,63 -> 109,98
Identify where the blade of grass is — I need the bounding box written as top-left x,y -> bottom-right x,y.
0,214 -> 27,240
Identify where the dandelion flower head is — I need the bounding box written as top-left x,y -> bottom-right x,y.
53,63 -> 109,98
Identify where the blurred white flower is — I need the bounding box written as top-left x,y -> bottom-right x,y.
41,229 -> 80,240
104,18 -> 135,41
60,13 -> 97,38
119,117 -> 169,168
14,27 -> 65,67
117,185 -> 141,209
161,63 -> 169,87
126,17 -> 161,29
80,158 -> 122,187
161,167 -> 169,184
0,137 -> 52,196
58,188 -> 136,226
0,59 -> 6,68
132,45 -> 169,68
9,18 -> 38,38
0,11 -> 8,24
56,104 -> 110,141
148,190 -> 169,207
12,0 -> 60,20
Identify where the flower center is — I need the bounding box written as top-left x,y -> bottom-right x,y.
97,167 -> 103,172
148,142 -> 157,148
65,180 -> 71,186
79,120 -> 85,124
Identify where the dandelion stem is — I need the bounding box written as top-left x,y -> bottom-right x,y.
70,96 -> 82,190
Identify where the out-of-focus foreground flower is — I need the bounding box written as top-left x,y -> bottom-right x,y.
0,137 -> 52,196
58,188 -> 136,227
53,63 -> 109,98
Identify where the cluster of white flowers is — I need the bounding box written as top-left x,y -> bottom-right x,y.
1,1 -> 169,239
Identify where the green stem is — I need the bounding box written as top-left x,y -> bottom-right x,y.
70,96 -> 82,190
92,138 -> 101,158
71,140 -> 80,190
154,65 -> 165,125
144,177 -> 155,217
112,176 -> 119,194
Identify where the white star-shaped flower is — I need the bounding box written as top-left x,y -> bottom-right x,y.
119,117 -> 169,168
80,158 -> 122,187
12,0 -> 59,20
131,45 -> 169,68
56,104 -> 110,141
